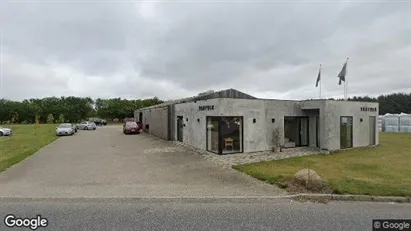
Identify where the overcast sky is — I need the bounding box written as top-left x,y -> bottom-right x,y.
1,0 -> 410,101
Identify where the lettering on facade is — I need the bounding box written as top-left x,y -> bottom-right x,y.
360,107 -> 377,112
199,105 -> 214,111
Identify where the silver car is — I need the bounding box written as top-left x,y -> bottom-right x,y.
0,126 -> 12,136
56,123 -> 74,136
77,121 -> 97,130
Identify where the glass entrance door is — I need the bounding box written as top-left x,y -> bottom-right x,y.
340,116 -> 353,149
369,116 -> 376,145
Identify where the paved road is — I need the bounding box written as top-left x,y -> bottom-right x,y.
0,126 -> 284,198
0,198 -> 410,231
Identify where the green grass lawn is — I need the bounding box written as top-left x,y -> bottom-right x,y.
233,133 -> 411,197
0,124 -> 59,172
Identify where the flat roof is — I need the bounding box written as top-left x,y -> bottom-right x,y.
136,88 -> 256,111
135,88 -> 378,111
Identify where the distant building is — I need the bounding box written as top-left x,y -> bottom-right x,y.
382,113 -> 411,133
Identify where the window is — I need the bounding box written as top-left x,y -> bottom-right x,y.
206,117 -> 243,154
126,122 -> 137,126
401,119 -> 411,126
206,117 -> 220,153
386,118 -> 399,126
284,117 -> 309,147
340,116 -> 353,149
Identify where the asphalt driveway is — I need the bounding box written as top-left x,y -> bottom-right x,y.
0,126 -> 284,198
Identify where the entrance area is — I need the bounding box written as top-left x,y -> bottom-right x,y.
369,116 -> 376,145
139,112 -> 143,123
284,117 -> 309,148
177,116 -> 183,142
206,116 -> 243,154
340,116 -> 353,149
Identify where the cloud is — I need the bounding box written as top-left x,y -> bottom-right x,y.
1,1 -> 410,101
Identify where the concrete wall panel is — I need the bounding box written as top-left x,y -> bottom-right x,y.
324,101 -> 379,151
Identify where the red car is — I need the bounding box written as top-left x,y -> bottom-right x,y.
123,121 -> 141,134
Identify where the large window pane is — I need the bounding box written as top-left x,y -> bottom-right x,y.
207,117 -> 219,153
284,116 -> 309,147
206,116 -> 243,154
284,117 -> 298,147
316,116 -> 320,148
300,117 -> 309,146
221,117 -> 243,154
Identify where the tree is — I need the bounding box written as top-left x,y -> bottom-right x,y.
344,93 -> 411,114
35,115 -> 41,124
46,114 -> 54,124
58,114 -> 65,123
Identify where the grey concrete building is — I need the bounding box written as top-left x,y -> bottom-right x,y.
135,89 -> 379,154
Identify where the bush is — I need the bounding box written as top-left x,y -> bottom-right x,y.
46,114 -> 54,124
58,114 -> 65,123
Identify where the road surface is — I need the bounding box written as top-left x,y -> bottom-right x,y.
0,198 -> 410,231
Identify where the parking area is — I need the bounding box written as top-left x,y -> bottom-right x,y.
0,125 -> 284,198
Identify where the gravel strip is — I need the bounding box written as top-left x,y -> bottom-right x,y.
172,142 -> 324,168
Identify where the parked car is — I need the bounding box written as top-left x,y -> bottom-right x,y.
124,118 -> 135,123
56,123 -> 74,136
123,118 -> 136,130
0,126 -> 12,136
123,121 -> 141,134
77,121 -> 97,130
89,118 -> 107,126
93,118 -> 103,126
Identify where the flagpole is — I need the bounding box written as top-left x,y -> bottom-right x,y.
345,79 -> 347,100
344,81 -> 346,100
319,78 -> 322,99
319,64 -> 322,99
345,57 -> 349,100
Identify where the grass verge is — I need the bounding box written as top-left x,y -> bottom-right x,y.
233,132 -> 411,197
0,124 -> 58,172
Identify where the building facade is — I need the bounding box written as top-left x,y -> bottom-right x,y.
134,89 -> 256,141
135,89 -> 379,154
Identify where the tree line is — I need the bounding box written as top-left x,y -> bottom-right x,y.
1,92 -> 410,124
0,96 -> 163,124
341,92 -> 411,115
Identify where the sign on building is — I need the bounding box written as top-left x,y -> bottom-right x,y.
199,105 -> 214,111
360,107 -> 377,112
